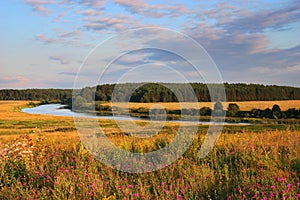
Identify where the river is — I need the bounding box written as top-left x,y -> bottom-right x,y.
22,104 -> 250,125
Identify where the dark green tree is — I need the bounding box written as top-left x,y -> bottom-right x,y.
200,107 -> 212,116
272,104 -> 282,119
227,103 -> 240,117
213,101 -> 225,116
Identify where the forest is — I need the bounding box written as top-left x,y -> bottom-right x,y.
0,89 -> 72,103
1,83 -> 300,104
78,83 -> 300,103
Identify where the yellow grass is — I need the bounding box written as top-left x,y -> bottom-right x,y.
0,101 -> 79,143
103,100 -> 300,111
0,101 -> 180,145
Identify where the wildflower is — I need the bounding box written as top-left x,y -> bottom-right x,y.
270,193 -> 274,197
287,185 -> 293,191
277,177 -> 286,182
128,184 -> 132,189
296,194 -> 300,198
282,190 -> 288,194
133,193 -> 138,197
271,185 -> 275,189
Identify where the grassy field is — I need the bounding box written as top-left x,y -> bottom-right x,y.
102,100 -> 300,111
0,101 -> 300,199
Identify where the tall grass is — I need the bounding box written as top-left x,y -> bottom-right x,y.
0,129 -> 299,199
0,101 -> 299,199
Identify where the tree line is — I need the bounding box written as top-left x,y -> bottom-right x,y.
0,89 -> 72,104
1,83 -> 300,104
93,102 -> 300,120
76,83 -> 300,103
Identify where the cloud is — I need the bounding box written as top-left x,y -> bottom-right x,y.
35,29 -> 88,47
0,76 -> 38,89
78,9 -> 104,16
32,5 -> 51,14
18,0 -> 300,87
84,15 -> 143,31
225,1 -> 300,33
58,28 -> 81,38
113,0 -> 191,18
59,72 -> 76,76
112,51 -> 153,66
184,1 -> 300,57
23,0 -> 106,16
23,0 -> 58,15
77,0 -> 106,8
35,34 -> 58,44
54,11 -> 67,22
49,55 -> 69,64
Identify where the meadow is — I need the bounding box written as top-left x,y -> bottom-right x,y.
0,101 -> 300,199
102,100 -> 300,111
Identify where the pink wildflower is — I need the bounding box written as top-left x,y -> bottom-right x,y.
271,185 -> 275,189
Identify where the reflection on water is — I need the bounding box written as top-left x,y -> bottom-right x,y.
22,104 -> 250,125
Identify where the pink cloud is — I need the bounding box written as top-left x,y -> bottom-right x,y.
0,76 -> 43,89
84,15 -> 143,31
23,0 -> 58,14
114,0 -> 192,18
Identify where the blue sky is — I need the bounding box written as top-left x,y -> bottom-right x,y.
0,0 -> 299,88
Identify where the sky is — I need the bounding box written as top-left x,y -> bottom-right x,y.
0,0 -> 299,89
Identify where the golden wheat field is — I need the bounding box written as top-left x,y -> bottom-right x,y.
102,100 -> 300,111
0,101 -> 300,199
0,101 -> 78,142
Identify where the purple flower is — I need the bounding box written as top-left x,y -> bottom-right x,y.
133,193 -> 138,197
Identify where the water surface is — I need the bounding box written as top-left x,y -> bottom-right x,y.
22,104 -> 250,125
